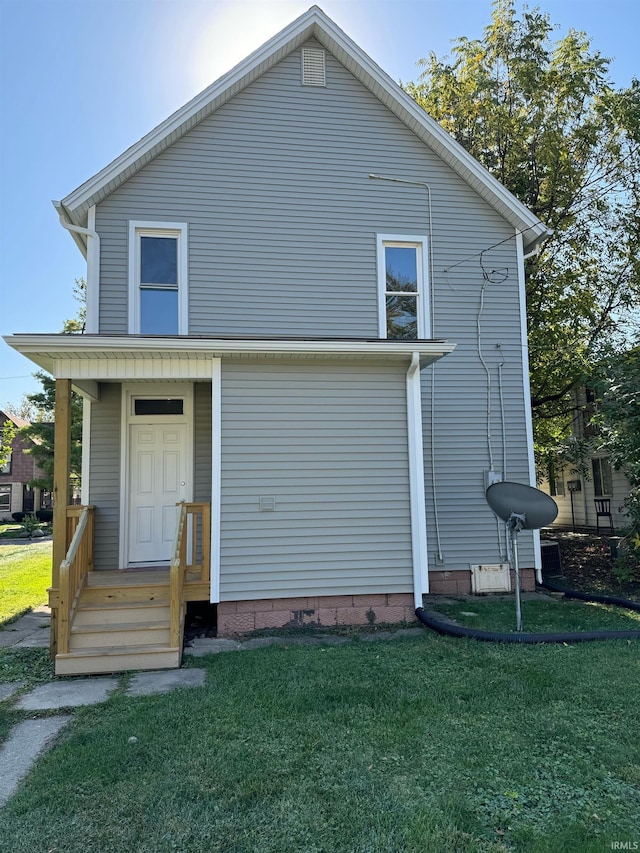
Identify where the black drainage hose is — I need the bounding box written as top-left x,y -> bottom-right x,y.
539,578 -> 640,612
415,607 -> 640,644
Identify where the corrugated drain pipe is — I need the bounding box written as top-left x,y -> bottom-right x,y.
415,604 -> 640,643
416,581 -> 640,643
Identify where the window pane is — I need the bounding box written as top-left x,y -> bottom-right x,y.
0,486 -> 11,512
601,458 -> 613,495
386,294 -> 418,340
141,236 -> 178,285
592,458 -> 612,496
134,399 -> 184,416
140,288 -> 179,335
385,247 -> 417,293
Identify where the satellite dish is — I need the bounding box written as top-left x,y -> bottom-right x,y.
486,481 -> 558,530
485,482 -> 558,632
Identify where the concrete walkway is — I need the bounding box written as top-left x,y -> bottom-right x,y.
0,604 -> 51,648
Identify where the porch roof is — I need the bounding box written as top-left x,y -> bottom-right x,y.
4,334 -> 456,380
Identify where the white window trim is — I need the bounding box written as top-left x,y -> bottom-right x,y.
376,234 -> 430,339
128,221 -> 188,335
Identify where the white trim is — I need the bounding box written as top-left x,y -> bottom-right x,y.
58,9 -> 549,253
515,232 -> 542,581
81,399 -> 91,505
71,380 -> 100,401
210,360 -> 222,603
118,382 -> 194,569
5,335 -> 456,377
128,221 -> 188,335
86,206 -> 99,334
377,234 -> 430,339
55,357 -> 214,381
406,353 -> 429,606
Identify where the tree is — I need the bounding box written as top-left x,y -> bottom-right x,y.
19,372 -> 83,492
404,0 -> 640,461
18,278 -> 86,492
593,344 -> 640,532
0,419 -> 16,470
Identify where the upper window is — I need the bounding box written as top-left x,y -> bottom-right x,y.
129,222 -> 188,335
377,236 -> 429,339
592,457 -> 613,497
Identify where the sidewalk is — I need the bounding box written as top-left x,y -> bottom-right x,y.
0,605 -> 51,649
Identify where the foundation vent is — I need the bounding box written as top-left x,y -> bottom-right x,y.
302,48 -> 326,86
470,563 -> 511,594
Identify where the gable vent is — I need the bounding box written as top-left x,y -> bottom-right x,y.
302,48 -> 326,86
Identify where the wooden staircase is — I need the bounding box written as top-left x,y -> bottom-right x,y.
55,570 -> 181,676
52,503 -> 210,676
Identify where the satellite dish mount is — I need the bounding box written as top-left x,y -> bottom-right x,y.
486,482 -> 558,632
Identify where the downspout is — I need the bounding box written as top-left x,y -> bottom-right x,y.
406,352 -> 429,609
54,202 -> 100,334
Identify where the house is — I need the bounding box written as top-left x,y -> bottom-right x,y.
0,410 -> 49,520
540,386 -> 631,532
5,7 -> 550,675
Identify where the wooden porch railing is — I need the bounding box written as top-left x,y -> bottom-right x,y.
170,502 -> 210,648
57,505 -> 95,655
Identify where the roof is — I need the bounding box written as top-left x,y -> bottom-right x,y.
3,334 -> 456,377
55,6 -> 550,255
0,410 -> 30,429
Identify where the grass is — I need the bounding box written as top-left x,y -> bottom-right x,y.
0,540 -> 51,625
1,596 -> 639,852
430,594 -> 640,633
0,521 -> 52,540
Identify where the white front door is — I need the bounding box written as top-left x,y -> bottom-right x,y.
128,422 -> 188,564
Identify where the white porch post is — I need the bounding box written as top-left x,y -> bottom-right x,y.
210,359 -> 222,602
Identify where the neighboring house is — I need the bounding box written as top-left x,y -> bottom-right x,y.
540,387 -> 631,531
0,410 -> 49,520
5,7 -> 550,674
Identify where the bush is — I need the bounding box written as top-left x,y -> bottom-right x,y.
36,509 -> 53,523
11,512 -> 26,523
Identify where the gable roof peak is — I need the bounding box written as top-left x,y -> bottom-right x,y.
58,5 -> 549,254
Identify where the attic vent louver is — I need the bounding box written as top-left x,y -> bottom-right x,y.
302,48 -> 326,86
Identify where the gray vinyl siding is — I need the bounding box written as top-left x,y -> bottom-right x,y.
92,37 -> 537,580
95,38 -> 507,340
218,360 -> 412,600
194,383 -> 212,503
422,236 -> 536,570
88,383 -> 121,570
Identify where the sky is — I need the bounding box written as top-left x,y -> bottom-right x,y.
1,0 -> 638,408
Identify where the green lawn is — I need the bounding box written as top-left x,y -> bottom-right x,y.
1,599 -> 639,853
0,540 -> 51,625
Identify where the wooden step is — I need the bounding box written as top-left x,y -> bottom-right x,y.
80,584 -> 170,606
55,645 -> 181,676
69,621 -> 170,650
73,602 -> 171,627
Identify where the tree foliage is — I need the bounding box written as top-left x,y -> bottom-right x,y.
1,419 -> 16,470
19,372 -> 83,492
17,278 -> 86,492
404,0 -> 640,458
593,344 -> 640,533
